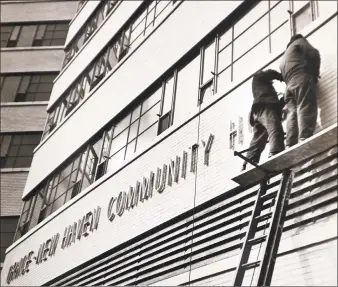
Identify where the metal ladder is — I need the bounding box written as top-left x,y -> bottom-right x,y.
232,151 -> 295,286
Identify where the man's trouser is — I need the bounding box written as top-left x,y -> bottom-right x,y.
244,105 -> 285,168
285,75 -> 318,147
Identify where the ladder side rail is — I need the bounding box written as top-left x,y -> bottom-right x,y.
256,169 -> 295,286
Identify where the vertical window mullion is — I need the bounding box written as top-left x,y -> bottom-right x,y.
214,35 -> 219,94
198,47 -> 204,105
230,26 -> 234,82
159,81 -> 166,115
268,1 -> 272,53
123,114 -> 133,160
170,69 -> 178,126
134,107 -> 142,153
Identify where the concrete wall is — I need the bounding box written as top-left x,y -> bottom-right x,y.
0,1 -> 78,23
0,171 -> 27,216
0,48 -> 64,73
0,103 -> 47,133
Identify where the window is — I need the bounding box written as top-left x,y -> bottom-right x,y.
292,1 -> 317,34
0,22 -> 69,48
158,111 -> 171,135
14,196 -> 35,240
199,41 -> 216,105
0,133 -> 41,168
0,217 -> 19,263
0,73 -> 57,102
49,0 -> 176,131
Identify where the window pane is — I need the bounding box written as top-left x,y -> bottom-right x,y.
51,194 -> 66,213
18,76 -> 31,94
139,102 -> 159,133
128,120 -> 139,142
233,38 -> 269,82
136,123 -> 157,152
125,139 -> 136,159
107,45 -> 119,71
270,0 -> 290,32
163,77 -> 174,114
17,25 -> 37,47
234,14 -> 269,60
131,105 -> 141,122
218,44 -> 232,73
219,27 -> 233,51
14,156 -> 32,167
114,114 -> 131,135
142,87 -> 162,113
106,148 -> 125,174
110,129 -> 128,155
1,135 -> 11,157
10,26 -> 20,41
17,145 -> 35,156
293,2 -> 312,34
22,134 -> 41,145
271,22 -> 291,55
1,76 -> 21,102
234,1 -> 269,37
35,25 -> 46,40
202,41 -> 216,83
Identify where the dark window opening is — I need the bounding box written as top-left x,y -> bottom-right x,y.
158,111 -> 171,135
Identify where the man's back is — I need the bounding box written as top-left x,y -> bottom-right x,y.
280,37 -> 321,83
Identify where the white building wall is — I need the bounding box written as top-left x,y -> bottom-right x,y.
2,2 -> 336,286
23,1 -> 243,198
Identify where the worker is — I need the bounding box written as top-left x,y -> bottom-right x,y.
279,34 -> 321,147
242,69 -> 285,171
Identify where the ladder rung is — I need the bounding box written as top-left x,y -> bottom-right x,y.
255,212 -> 273,222
248,234 -> 267,244
241,260 -> 261,269
260,192 -> 276,200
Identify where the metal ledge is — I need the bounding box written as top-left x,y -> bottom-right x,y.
232,123 -> 338,187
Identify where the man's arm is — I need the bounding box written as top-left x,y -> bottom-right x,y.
260,69 -> 284,82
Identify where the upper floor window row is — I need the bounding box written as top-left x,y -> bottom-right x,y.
15,0 -> 323,240
0,73 -> 58,103
0,133 -> 42,169
63,0 -> 119,68
43,0 -> 177,140
0,22 -> 69,48
77,0 -> 87,12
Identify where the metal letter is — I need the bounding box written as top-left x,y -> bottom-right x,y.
82,212 -> 93,237
91,207 -> 101,231
42,239 -> 51,261
181,151 -> 188,179
25,251 -> 34,273
107,197 -> 116,222
155,164 -> 167,193
61,226 -> 68,249
203,134 -> 214,166
116,191 -> 126,216
77,216 -> 85,240
167,160 -> 175,187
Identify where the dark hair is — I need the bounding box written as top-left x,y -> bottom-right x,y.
286,34 -> 304,48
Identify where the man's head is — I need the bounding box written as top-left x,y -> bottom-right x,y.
286,34 -> 304,48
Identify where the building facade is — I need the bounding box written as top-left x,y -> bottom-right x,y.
0,0 -> 78,273
1,0 -> 337,286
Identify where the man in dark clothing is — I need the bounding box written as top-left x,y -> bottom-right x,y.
279,34 -> 321,147
242,69 -> 285,171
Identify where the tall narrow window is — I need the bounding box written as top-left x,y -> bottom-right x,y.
199,40 -> 216,105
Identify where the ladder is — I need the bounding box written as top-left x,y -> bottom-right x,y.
232,151 -> 295,286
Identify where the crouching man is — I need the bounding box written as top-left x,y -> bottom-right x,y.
242,69 -> 285,171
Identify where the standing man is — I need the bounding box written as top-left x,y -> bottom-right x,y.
242,69 -> 285,171
279,34 -> 321,147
